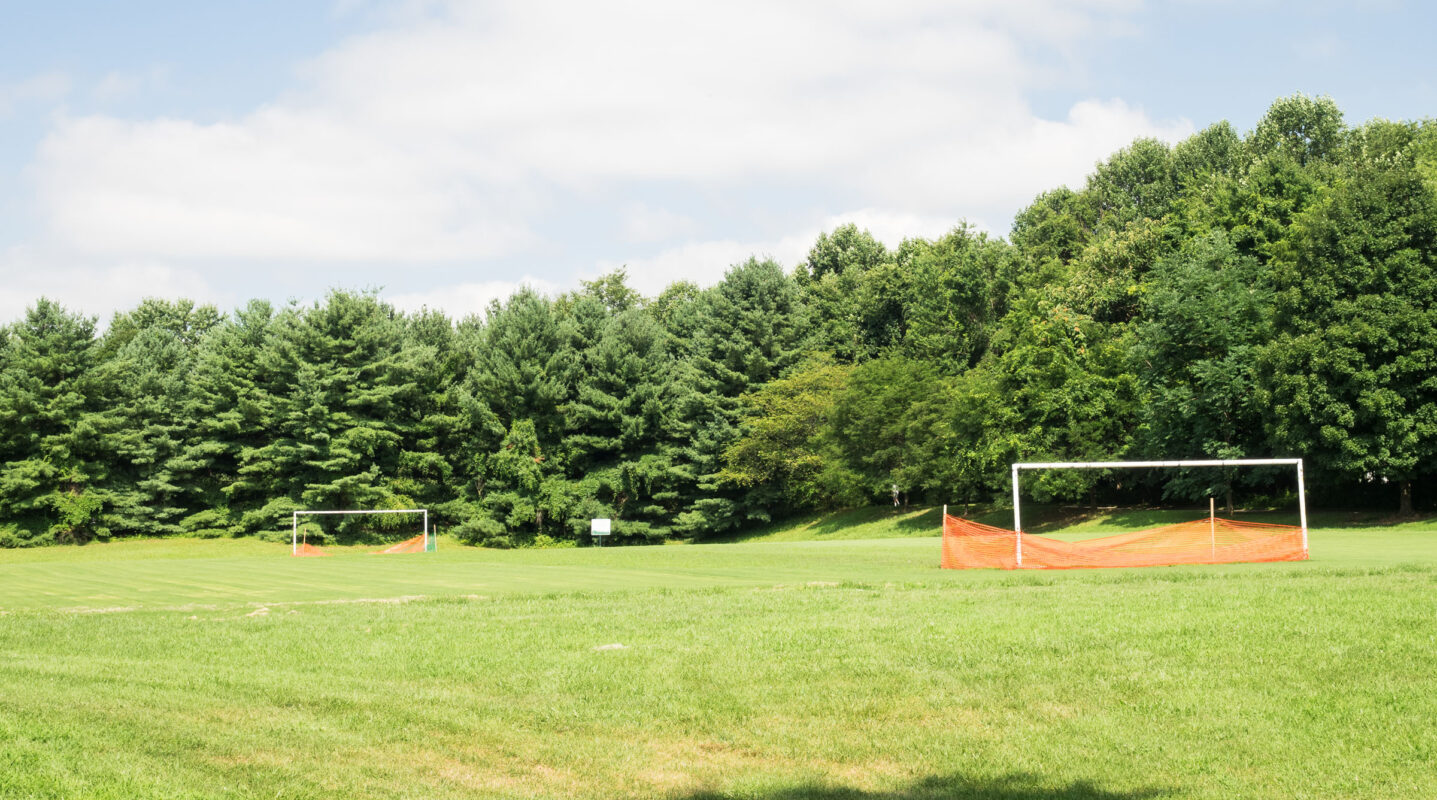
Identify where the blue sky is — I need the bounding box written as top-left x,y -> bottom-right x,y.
1,0 -> 1433,323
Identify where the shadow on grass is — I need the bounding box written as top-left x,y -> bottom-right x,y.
893,507 -> 942,533
680,772 -> 1171,799
712,503 -> 1437,545
962,504 -> 1284,535
1025,508 -> 1219,534
917,503 -> 1149,532
1303,509 -> 1437,529
712,507 -> 944,544
1014,506 -> 1437,534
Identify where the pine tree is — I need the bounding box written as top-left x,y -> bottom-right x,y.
233,291 -> 416,537
94,299 -> 225,537
0,300 -> 112,544
390,308 -> 468,517
563,303 -> 687,540
468,288 -> 577,449
673,258 -> 811,535
174,300 -> 275,534
454,289 -> 578,543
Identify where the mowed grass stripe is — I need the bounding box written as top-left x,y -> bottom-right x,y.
0,539 -> 941,611
2,530 -> 1434,612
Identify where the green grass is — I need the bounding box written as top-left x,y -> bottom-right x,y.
1,521 -> 1436,798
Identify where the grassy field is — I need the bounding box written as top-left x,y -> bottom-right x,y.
1,514 -> 1435,799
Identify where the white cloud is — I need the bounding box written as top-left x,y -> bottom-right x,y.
90,67 -> 171,104
884,98 -> 1193,213
0,246 -> 226,325
619,203 -> 699,244
0,72 -> 69,115
384,277 -> 562,320
38,112 -> 537,262
597,239 -> 797,298
815,208 -> 980,246
20,0 -> 1191,314
600,207 -> 959,297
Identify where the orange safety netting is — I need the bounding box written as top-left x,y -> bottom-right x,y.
940,513 -> 1307,570
374,534 -> 427,554
293,542 -> 330,557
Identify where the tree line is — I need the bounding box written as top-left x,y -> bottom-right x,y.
2,95 -> 1434,547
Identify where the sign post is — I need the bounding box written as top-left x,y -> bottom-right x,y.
591,518 -> 611,546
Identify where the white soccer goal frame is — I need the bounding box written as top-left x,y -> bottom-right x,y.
291,508 -> 431,555
1010,459 -> 1307,567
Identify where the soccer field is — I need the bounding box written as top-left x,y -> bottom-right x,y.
1,527 -> 1435,799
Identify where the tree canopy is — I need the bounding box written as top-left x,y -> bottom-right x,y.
2,95 -> 1433,547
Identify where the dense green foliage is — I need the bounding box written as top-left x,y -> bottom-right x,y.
3,96 -> 1435,546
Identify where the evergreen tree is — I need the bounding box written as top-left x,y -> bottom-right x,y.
391,308 -> 468,519
674,258 -> 810,535
563,303 -> 687,540
464,418 -> 548,547
234,291 -> 416,536
101,298 -> 223,357
174,300 -> 274,534
469,288 -> 577,449
102,323 -> 196,536
97,299 -> 225,536
454,289 -> 579,543
0,300 -> 112,544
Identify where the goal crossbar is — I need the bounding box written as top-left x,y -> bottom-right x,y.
291,508 -> 431,555
1010,459 -> 1307,566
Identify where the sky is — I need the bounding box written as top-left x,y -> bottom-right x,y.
1,0 -> 1433,324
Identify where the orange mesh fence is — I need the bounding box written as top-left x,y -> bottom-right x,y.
941,513 -> 1306,570
293,542 -> 329,557
374,534 -> 427,554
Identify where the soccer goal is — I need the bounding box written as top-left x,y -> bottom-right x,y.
941,459 -> 1308,570
291,509 -> 433,556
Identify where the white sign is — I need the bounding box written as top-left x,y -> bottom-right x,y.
591,518 -> 611,535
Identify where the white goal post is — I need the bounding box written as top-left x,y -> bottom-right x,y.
291,508 -> 431,554
1010,459 -> 1308,566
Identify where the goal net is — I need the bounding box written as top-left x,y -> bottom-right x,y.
941,459 -> 1309,570
291,509 -> 434,557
